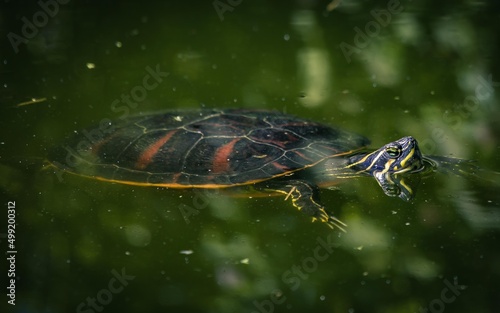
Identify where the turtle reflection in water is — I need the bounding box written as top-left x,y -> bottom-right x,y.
49,109 -> 459,231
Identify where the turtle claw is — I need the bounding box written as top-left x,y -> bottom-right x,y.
327,215 -> 347,233
312,210 -> 347,232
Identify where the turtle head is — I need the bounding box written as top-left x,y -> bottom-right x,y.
351,136 -> 424,175
349,136 -> 425,201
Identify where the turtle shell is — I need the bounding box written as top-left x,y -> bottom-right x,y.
49,109 -> 370,187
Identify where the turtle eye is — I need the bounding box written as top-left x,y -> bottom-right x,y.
385,145 -> 401,158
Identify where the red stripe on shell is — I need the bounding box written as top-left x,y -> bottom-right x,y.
135,130 -> 177,170
212,138 -> 239,174
272,161 -> 289,171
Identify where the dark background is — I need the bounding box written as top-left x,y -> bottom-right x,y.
1,1 -> 499,312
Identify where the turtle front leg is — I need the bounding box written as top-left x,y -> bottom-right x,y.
255,180 -> 346,232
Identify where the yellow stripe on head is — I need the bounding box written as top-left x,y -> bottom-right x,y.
399,146 -> 415,168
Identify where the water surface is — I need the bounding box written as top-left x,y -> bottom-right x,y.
1,1 -> 499,313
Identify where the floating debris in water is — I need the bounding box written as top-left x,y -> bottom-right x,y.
180,250 -> 193,255
15,97 -> 47,107
326,0 -> 341,12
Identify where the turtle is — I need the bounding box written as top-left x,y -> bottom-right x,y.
48,108 -> 431,231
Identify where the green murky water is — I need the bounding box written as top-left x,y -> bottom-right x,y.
1,1 -> 500,313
